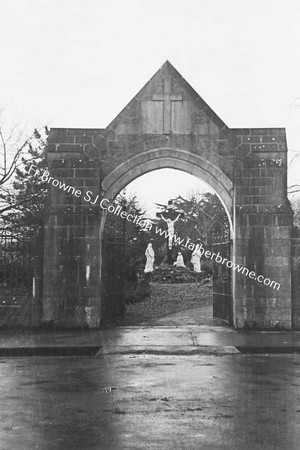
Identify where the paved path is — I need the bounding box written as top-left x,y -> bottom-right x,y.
0,325 -> 300,355
146,305 -> 227,326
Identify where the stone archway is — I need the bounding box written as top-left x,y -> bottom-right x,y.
43,61 -> 294,329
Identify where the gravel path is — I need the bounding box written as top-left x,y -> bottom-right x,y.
114,282 -> 214,326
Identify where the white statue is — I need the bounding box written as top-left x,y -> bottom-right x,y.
173,252 -> 186,268
191,243 -> 202,273
144,243 -> 155,273
160,213 -> 181,249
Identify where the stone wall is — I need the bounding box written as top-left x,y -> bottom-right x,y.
292,229 -> 300,330
43,128 -> 102,327
233,128 -> 292,329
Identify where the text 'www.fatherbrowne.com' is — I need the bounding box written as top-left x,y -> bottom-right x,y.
154,227 -> 280,290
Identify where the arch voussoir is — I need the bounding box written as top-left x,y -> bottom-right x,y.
101,148 -> 234,227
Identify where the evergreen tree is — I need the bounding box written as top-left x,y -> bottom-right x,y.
104,190 -> 152,301
0,129 -> 48,234
173,192 -> 229,244
104,189 -> 151,269
0,128 -> 47,289
148,191 -> 229,265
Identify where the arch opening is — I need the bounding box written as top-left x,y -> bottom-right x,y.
101,148 -> 233,235
100,149 -> 235,327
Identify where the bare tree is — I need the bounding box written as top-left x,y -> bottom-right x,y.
288,148 -> 300,194
290,196 -> 300,227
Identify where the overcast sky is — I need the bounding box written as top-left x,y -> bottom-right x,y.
1,0 -> 300,211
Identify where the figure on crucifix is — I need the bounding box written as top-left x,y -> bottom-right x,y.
160,213 -> 181,249
156,199 -> 183,264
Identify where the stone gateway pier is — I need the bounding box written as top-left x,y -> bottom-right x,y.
42,61 -> 299,330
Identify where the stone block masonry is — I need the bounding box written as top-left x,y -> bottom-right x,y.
43,61 -> 296,329
43,128 -> 103,328
233,128 -> 293,329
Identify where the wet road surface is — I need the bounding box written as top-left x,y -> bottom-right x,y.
0,353 -> 299,449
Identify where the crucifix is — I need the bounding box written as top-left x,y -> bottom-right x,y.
152,78 -> 182,134
160,213 -> 181,250
157,200 -> 183,264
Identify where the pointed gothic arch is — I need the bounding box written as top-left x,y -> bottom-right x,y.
100,148 -> 234,235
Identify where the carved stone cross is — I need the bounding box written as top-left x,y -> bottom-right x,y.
152,78 -> 182,134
